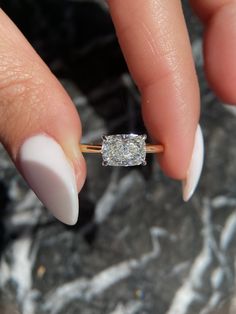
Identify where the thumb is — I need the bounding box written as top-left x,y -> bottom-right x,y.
0,9 -> 86,225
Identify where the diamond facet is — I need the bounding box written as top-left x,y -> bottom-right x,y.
101,134 -> 146,167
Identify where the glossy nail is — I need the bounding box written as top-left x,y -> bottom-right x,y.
182,124 -> 204,201
19,134 -> 78,225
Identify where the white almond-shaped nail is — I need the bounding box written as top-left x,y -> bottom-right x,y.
182,125 -> 204,202
19,134 -> 78,225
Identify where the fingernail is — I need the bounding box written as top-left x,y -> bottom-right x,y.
19,134 -> 78,225
182,124 -> 204,202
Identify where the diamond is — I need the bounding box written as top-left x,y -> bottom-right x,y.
101,134 -> 146,167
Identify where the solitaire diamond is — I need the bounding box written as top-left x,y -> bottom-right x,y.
101,134 -> 146,167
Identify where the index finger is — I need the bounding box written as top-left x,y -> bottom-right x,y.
108,0 -> 200,180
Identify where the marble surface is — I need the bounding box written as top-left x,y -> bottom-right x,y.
1,1 -> 236,313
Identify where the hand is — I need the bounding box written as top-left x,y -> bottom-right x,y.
0,1 -> 234,224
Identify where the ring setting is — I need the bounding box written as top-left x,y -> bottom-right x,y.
80,134 -> 164,167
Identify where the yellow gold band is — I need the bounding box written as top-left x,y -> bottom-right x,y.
80,144 -> 164,154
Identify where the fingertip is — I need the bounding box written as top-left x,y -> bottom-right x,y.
142,79 -> 200,180
109,0 -> 200,180
0,9 -> 87,225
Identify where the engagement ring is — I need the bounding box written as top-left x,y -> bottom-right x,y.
80,134 -> 164,167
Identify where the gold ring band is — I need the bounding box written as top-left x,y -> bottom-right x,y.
79,144 -> 164,154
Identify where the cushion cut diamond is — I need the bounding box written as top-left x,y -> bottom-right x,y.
102,134 -> 146,166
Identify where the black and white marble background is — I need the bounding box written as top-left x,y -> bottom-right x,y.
0,1 -> 236,313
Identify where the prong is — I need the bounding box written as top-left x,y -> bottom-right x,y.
102,135 -> 107,141
102,160 -> 108,166
142,160 -> 147,166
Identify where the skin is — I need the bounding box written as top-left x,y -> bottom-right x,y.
0,0 -> 236,194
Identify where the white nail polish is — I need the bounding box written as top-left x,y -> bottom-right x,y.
182,125 -> 204,202
19,134 -> 78,225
